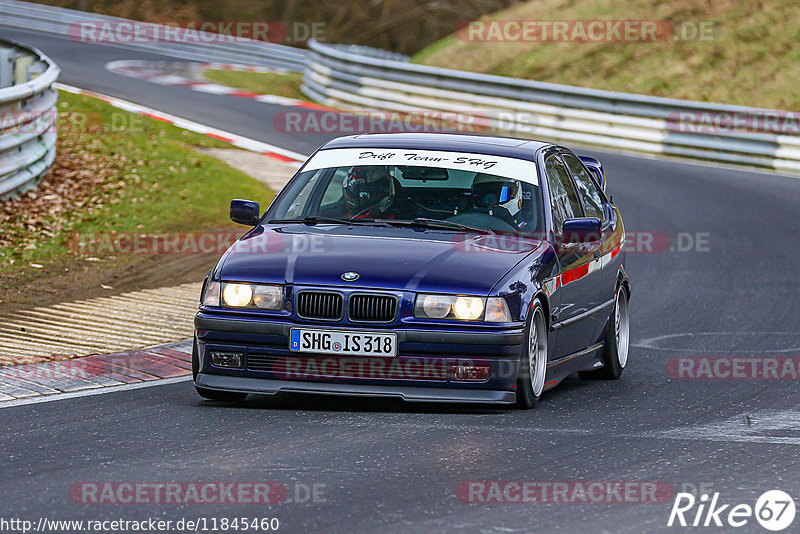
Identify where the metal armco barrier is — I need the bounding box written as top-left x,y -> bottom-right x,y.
302,39 -> 800,174
3,1 -> 798,174
0,38 -> 59,200
0,0 -> 307,71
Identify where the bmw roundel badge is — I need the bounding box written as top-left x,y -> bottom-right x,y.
341,272 -> 359,281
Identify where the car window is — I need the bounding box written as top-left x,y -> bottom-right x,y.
282,169 -> 325,219
320,167 -> 347,208
545,155 -> 583,231
563,153 -> 604,220
268,163 -> 544,234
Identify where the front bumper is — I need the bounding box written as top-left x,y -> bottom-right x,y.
194,313 -> 524,404
196,373 -> 516,404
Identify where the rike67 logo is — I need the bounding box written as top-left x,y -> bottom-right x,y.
668,490 -> 796,531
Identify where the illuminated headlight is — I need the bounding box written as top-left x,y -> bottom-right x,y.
414,295 -> 512,322
223,283 -> 253,307
453,297 -> 484,320
205,282 -> 284,310
414,295 -> 511,323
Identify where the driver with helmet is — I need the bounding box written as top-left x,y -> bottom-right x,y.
471,173 -> 530,230
342,165 -> 398,219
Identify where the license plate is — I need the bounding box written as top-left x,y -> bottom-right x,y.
289,329 -> 397,357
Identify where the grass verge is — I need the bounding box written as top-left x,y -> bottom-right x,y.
0,90 -> 275,311
203,70 -> 307,100
414,0 -> 800,110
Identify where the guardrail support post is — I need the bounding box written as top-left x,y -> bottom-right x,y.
0,47 -> 13,88
14,54 -> 33,84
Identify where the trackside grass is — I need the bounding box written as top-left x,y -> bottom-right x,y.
0,91 -> 275,309
203,70 -> 306,100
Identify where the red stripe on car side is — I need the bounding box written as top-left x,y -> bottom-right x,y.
561,262 -> 589,285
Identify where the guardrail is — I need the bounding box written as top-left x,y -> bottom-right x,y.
3,2 -> 798,174
0,0 -> 307,71
303,39 -> 800,174
0,38 -> 59,200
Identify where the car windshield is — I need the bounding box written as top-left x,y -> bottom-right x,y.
267,151 -> 543,234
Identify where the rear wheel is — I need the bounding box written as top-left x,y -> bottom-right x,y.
516,301 -> 548,409
581,285 -> 629,380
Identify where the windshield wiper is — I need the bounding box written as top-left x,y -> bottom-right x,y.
376,218 -> 493,235
267,216 -> 390,227
267,216 -> 491,234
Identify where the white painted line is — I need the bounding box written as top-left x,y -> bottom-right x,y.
105,59 -> 307,108
254,94 -> 304,106
149,74 -> 191,85
54,83 -> 308,164
190,83 -> 238,95
0,375 -> 193,409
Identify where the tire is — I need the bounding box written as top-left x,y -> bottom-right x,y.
192,338 -> 248,401
580,285 -> 630,380
516,301 -> 549,409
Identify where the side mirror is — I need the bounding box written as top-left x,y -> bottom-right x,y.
230,199 -> 261,226
578,155 -> 605,191
563,217 -> 602,243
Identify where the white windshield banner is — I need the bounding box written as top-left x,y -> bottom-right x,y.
302,148 -> 538,184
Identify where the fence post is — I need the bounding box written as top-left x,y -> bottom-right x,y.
0,47 -> 14,88
14,54 -> 33,84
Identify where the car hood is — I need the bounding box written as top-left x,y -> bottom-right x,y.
218,224 -> 543,295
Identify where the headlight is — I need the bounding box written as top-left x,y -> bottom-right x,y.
223,283 -> 253,307
213,282 -> 284,310
414,294 -> 512,322
253,285 -> 283,309
453,296 -> 484,320
422,294 -> 451,318
201,280 -> 221,306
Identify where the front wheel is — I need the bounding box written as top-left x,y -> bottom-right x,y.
581,285 -> 630,380
516,301 -> 549,408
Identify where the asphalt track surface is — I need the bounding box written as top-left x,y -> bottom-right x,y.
2,26 -> 800,534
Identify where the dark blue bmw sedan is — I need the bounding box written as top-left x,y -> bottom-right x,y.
193,133 -> 630,408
